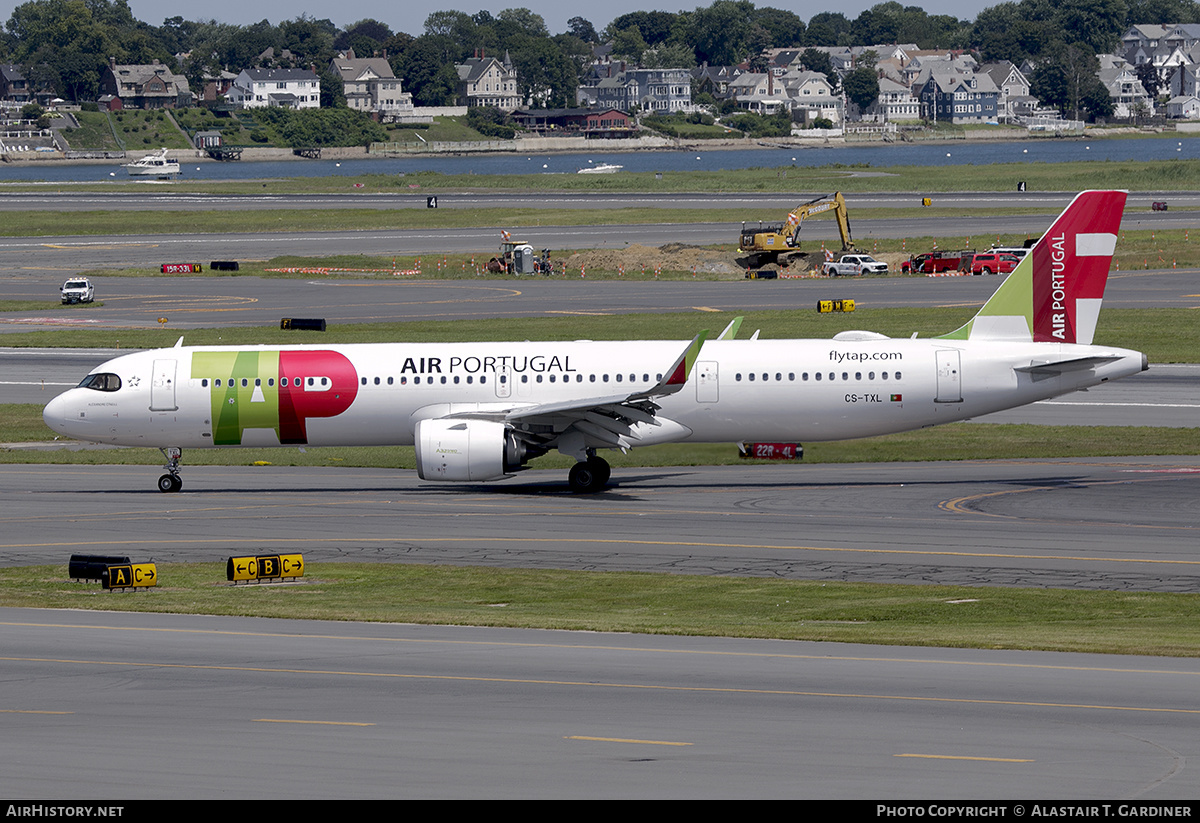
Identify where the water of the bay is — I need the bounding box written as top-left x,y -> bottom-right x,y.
1,135 -> 1196,184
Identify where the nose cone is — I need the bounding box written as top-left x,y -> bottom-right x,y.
43,392 -> 69,435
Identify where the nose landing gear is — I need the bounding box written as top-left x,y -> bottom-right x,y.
157,447 -> 183,493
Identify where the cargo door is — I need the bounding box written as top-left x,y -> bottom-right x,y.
150,359 -> 178,411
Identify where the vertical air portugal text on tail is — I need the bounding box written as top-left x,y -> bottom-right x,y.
44,191 -> 1146,494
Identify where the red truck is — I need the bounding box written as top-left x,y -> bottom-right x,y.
970,252 -> 1020,275
902,249 -> 973,274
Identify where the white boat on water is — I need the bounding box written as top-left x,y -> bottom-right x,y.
124,149 -> 180,177
576,163 -> 623,174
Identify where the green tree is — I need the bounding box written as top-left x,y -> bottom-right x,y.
641,42 -> 696,69
1031,41 -> 1111,121
566,16 -> 597,43
604,11 -> 677,45
843,65 -> 880,113
804,12 -> 852,46
1125,0 -> 1200,24
508,33 -> 576,106
396,34 -> 462,105
750,7 -> 805,47
7,0 -> 130,99
684,0 -> 756,66
497,8 -> 549,38
610,26 -> 648,63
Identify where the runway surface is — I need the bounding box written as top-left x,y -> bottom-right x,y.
3,606 -> 1198,798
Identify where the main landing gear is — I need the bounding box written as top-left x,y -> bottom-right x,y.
158,447 -> 183,493
568,455 -> 611,494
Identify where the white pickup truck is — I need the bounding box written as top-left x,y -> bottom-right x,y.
60,277 -> 94,304
822,254 -> 888,276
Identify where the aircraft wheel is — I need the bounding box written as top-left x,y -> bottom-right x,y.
587,457 -> 611,487
568,461 -> 604,494
158,474 -> 181,493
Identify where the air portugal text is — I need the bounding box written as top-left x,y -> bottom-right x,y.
397,354 -> 577,376
1049,231 -> 1069,340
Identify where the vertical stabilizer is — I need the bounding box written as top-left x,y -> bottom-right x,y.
939,190 -> 1126,344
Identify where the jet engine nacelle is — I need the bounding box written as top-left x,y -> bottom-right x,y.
414,418 -> 527,482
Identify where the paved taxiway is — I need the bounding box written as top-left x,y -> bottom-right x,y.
3,460 -> 1199,591
2,267 -> 1199,332
4,607 -> 1198,798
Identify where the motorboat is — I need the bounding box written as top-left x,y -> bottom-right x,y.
576,163 -> 623,174
124,148 -> 180,177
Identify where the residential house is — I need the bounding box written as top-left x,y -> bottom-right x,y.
101,59 -> 191,109
198,70 -> 238,105
579,67 -> 691,113
1,65 -> 31,104
977,61 -> 1032,123
328,52 -> 414,120
727,71 -> 790,115
855,76 -> 919,122
225,68 -> 320,109
691,63 -> 743,100
456,54 -> 521,110
1099,65 -> 1155,117
917,70 -> 999,123
509,107 -> 634,135
778,69 -> 842,123
1169,62 -> 1200,98
1121,24 -> 1169,61
1167,94 -> 1200,118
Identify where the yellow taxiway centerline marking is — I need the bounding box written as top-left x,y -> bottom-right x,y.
566,736 -> 692,746
6,534 -> 1200,567
895,753 -> 1034,762
3,657 -> 1198,715
253,719 -> 374,726
6,621 -> 1200,675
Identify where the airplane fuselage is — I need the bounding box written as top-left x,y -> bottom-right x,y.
43,337 -> 1146,451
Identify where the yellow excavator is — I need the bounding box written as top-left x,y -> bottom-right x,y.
738,192 -> 854,268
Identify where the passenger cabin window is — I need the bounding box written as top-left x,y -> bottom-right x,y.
78,373 -> 121,392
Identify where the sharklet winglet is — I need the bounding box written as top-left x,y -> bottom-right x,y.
718,317 -> 744,340
665,330 -> 708,387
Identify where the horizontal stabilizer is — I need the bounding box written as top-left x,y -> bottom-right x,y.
1014,354 -> 1122,380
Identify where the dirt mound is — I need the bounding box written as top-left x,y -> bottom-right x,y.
561,244 -> 910,276
562,244 -> 744,276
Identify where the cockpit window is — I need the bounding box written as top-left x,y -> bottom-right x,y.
78,373 -> 122,392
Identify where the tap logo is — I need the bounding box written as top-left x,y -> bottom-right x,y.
193,350 -> 359,445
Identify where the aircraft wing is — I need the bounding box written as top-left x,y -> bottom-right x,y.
439,331 -> 708,449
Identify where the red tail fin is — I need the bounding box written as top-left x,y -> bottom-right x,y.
1031,190 -> 1126,344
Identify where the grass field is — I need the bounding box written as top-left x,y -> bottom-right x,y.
3,307 -> 1198,362
2,563 -> 1197,657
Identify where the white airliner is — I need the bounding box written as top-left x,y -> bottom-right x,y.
44,190 -> 1145,494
